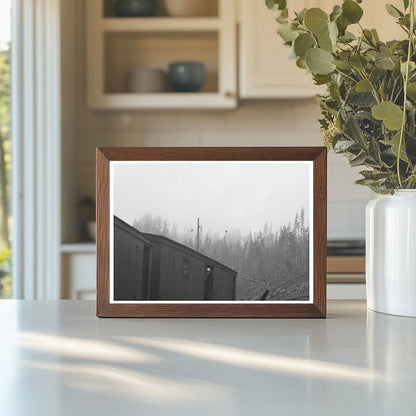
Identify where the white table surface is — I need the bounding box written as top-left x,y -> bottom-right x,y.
0,300 -> 415,416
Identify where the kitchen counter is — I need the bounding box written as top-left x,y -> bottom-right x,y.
0,300 -> 415,415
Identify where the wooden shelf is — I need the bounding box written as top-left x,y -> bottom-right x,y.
61,243 -> 96,254
101,17 -> 221,32
89,92 -> 235,110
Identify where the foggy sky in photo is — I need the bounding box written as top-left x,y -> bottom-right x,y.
113,161 -> 311,235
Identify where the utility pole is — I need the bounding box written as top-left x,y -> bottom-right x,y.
196,217 -> 201,252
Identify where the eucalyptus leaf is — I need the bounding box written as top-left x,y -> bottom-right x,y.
328,21 -> 338,45
349,92 -> 377,107
375,55 -> 395,70
355,178 -> 377,186
313,74 -> 332,85
360,170 -> 392,181
385,4 -> 404,18
407,82 -> 416,99
294,33 -> 316,58
333,60 -> 353,70
296,57 -> 308,69
277,23 -> 298,43
266,0 -> 287,11
363,29 -> 376,46
304,8 -> 329,35
372,101 -> 404,131
306,48 -> 336,75
356,79 -> 372,93
371,29 -> 380,43
318,27 -> 334,52
276,14 -> 288,24
342,0 -> 364,24
382,132 -> 409,162
339,31 -> 356,43
369,136 -> 382,163
296,8 -> 307,23
350,54 -> 368,70
330,5 -> 342,22
344,114 -> 367,147
401,61 -> 416,76
350,152 -> 368,167
336,15 -> 348,36
334,139 -> 355,151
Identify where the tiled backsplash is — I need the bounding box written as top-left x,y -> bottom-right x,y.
73,101 -> 374,240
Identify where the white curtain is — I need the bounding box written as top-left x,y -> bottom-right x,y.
12,0 -> 61,299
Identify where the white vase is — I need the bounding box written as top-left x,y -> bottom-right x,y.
366,190 -> 416,317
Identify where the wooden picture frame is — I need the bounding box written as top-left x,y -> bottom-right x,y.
96,147 -> 327,318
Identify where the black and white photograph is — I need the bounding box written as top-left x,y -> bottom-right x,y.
110,161 -> 313,303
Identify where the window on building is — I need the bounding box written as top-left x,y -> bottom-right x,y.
183,257 -> 190,278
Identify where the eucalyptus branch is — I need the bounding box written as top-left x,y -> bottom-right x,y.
390,79 -> 398,101
359,69 -> 381,104
334,68 -> 358,84
397,0 -> 415,188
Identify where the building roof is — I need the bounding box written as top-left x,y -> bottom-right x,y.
114,216 -> 151,246
143,232 -> 237,275
114,215 -> 236,276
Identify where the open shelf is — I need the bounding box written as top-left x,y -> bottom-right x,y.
61,243 -> 96,254
91,92 -> 234,109
104,31 -> 218,94
101,17 -> 221,32
87,0 -> 236,109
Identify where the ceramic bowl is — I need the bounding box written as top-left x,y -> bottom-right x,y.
128,68 -> 167,93
168,62 -> 205,92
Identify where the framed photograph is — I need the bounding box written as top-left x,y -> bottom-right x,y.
96,147 -> 327,318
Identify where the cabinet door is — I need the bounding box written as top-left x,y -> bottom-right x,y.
239,0 -> 327,99
62,253 -> 96,300
238,0 -> 403,99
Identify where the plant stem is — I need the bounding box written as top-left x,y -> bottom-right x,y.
334,68 -> 358,84
398,0 -> 415,188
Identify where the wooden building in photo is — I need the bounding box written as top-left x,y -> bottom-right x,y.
113,216 -> 237,301
144,233 -> 237,301
113,216 -> 152,301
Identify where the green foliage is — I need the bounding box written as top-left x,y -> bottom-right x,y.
342,0 -> 363,24
372,101 -> 404,130
266,0 -> 416,193
0,47 -> 10,130
306,48 -> 336,74
0,247 -> 11,298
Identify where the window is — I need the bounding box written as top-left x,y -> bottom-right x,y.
183,257 -> 190,278
0,0 -> 11,298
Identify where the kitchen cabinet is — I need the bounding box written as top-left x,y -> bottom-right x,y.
86,0 -> 237,109
61,245 -> 96,300
239,0 -> 326,99
238,0 -> 404,99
